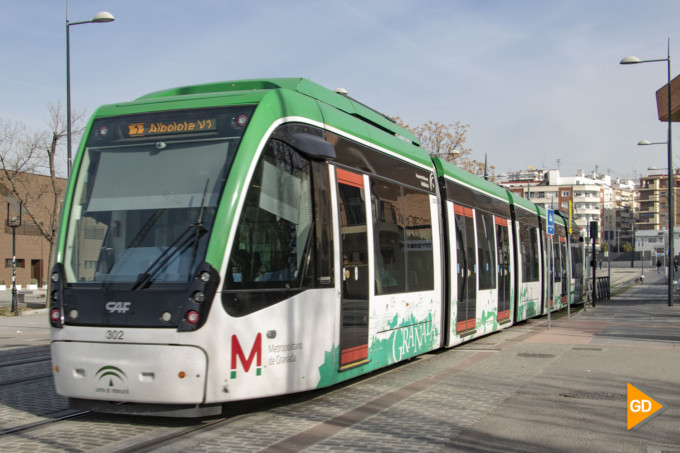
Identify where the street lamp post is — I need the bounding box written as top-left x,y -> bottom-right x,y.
6,203 -> 22,316
66,6 -> 114,179
621,39 -> 674,307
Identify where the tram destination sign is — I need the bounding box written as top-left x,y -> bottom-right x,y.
126,117 -> 217,138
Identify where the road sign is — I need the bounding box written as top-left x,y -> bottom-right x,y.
547,209 -> 554,235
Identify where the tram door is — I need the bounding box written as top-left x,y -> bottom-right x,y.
454,205 -> 477,334
496,218 -> 511,323
336,168 -> 370,371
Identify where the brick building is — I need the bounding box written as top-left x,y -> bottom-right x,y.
0,172 -> 67,289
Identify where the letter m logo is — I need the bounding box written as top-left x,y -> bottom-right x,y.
231,333 -> 262,379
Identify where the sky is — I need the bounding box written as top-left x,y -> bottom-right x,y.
2,0 -> 680,180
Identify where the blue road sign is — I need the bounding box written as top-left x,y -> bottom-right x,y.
547,209 -> 555,235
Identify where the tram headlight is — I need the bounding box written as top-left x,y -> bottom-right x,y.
49,264 -> 65,329
96,125 -> 110,139
179,262 -> 219,332
185,310 -> 200,324
234,114 -> 249,128
50,308 -> 62,323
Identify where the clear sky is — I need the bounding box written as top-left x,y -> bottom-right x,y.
2,0 -> 680,180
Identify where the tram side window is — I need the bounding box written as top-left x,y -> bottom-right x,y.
311,162 -> 334,286
371,181 -> 434,293
476,211 -> 496,290
520,224 -> 540,282
226,140 -> 314,289
560,240 -> 568,295
571,244 -> 583,279
372,179 -> 406,294
404,188 -> 434,292
553,236 -> 562,282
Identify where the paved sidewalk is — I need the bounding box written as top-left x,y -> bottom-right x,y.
0,307 -> 49,351
449,271 -> 680,452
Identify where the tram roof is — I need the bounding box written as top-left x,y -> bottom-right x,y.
90,77 -> 434,169
507,190 -> 540,215
433,157 -> 511,203
135,78 -> 419,141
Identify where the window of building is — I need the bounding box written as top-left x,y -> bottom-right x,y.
561,191 -> 571,197
4,259 -> 25,268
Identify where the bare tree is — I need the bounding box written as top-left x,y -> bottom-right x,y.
0,102 -> 86,277
394,118 -> 496,181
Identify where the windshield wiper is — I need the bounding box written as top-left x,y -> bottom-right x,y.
131,180 -> 210,290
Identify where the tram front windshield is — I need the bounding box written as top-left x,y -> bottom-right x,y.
63,106 -> 254,285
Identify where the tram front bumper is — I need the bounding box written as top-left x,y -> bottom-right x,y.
51,341 -> 208,404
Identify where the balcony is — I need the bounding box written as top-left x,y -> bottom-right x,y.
572,195 -> 600,203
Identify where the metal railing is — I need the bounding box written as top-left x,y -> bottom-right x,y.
586,276 -> 610,306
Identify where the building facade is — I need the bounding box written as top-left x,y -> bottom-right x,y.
0,172 -> 66,289
635,171 -> 680,264
637,171 -> 680,231
500,168 -> 636,250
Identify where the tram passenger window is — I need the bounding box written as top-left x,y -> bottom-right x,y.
311,162 -> 334,286
553,236 -> 562,282
560,240 -> 568,295
226,140 -> 314,289
476,211 -> 496,290
520,224 -> 539,282
372,179 -> 406,294
404,188 -> 434,292
571,240 -> 584,297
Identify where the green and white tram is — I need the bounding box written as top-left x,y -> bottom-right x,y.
434,158 -> 515,346
49,78 -> 584,416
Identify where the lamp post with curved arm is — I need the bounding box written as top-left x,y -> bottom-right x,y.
621,40 -> 674,307
66,6 -> 114,179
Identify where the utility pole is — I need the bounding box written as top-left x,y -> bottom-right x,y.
6,203 -> 22,316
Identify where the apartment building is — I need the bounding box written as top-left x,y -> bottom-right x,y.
500,168 -> 636,250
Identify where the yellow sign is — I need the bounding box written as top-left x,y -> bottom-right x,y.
568,200 -> 573,234
127,118 -> 216,138
627,383 -> 665,430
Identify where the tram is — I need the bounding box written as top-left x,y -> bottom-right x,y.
49,78 -> 585,416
